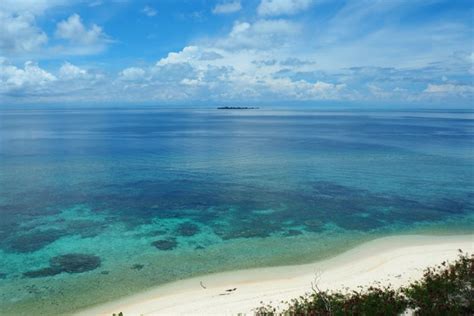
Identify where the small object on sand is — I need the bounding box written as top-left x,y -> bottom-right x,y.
226,288 -> 237,292
200,281 -> 206,289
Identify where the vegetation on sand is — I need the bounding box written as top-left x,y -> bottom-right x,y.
255,250 -> 473,315
111,251 -> 472,316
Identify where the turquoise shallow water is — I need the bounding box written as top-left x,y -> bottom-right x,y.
0,108 -> 473,314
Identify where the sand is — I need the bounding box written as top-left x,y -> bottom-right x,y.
76,234 -> 473,316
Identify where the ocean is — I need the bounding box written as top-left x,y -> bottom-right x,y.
0,107 -> 473,314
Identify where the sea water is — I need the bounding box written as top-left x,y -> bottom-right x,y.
0,107 -> 473,314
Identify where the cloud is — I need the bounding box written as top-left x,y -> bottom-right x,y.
180,78 -> 202,86
199,51 -> 223,61
1,0 -> 472,106
424,83 -> 474,96
152,62 -> 198,84
0,59 -> 56,95
144,20 -> 348,102
280,57 -> 314,66
157,46 -> 201,65
313,81 -> 345,94
2,53 -> 471,105
230,21 -> 250,36
212,1 -> 242,14
216,19 -> 301,49
59,62 -> 88,79
89,1 -> 103,7
0,2 -> 111,57
157,46 -> 226,66
0,0 -> 71,15
257,0 -> 313,16
0,11 -> 48,54
55,14 -> 109,46
0,57 -> 109,102
253,59 -> 277,66
367,83 -> 391,98
148,42 -> 347,102
142,5 -> 157,17
119,67 -> 146,81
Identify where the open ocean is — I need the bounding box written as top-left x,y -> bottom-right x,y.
0,107 -> 473,314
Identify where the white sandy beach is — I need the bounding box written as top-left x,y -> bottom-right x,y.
76,234 -> 473,316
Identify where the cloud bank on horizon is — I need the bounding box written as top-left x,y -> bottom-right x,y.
0,0 -> 473,106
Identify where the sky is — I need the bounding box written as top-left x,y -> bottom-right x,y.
0,0 -> 473,107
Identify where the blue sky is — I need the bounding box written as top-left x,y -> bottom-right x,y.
0,0 -> 473,106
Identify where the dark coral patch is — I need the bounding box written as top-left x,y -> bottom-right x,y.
50,253 -> 101,273
149,229 -> 167,236
23,267 -> 61,278
284,229 -> 303,236
303,219 -> 324,232
23,253 -> 101,278
131,264 -> 144,270
151,238 -> 177,250
67,220 -> 106,238
177,222 -> 200,236
5,229 -> 67,253
216,225 -> 274,240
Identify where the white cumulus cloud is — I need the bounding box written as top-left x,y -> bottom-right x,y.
218,19 -> 301,49
212,1 -> 242,14
55,14 -> 109,47
157,46 -> 226,67
257,0 -> 313,16
142,6 -> 157,17
0,2 -> 112,57
424,83 -> 474,96
0,0 -> 71,15
0,11 -> 48,54
180,78 -> 202,86
0,59 -> 56,95
59,62 -> 88,79
119,67 -> 146,81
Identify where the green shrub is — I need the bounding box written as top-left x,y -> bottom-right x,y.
256,286 -> 407,316
403,250 -> 473,315
256,251 -> 473,316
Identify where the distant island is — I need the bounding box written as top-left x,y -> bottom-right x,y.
217,106 -> 259,110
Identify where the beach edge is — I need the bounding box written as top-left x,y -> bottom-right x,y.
75,234 -> 473,316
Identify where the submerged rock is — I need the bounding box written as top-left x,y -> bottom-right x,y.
67,220 -> 105,238
131,264 -> 144,270
284,229 -> 303,236
151,238 -> 177,250
303,219 -> 324,232
304,219 -> 323,227
6,229 -> 67,253
216,224 -> 276,240
23,267 -> 61,278
177,222 -> 200,236
23,253 -> 101,278
149,229 -> 167,236
50,253 -> 101,273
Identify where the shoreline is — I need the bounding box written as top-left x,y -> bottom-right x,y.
76,234 -> 473,316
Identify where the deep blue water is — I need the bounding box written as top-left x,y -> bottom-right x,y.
0,108 -> 473,314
